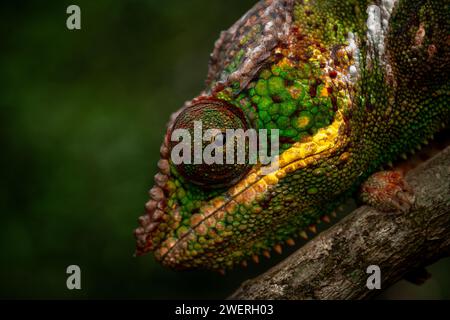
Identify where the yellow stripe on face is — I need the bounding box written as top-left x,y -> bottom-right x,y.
216,110 -> 346,206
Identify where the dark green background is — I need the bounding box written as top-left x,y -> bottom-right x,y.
1,0 -> 449,299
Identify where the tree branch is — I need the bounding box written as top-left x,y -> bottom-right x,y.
230,146 -> 450,300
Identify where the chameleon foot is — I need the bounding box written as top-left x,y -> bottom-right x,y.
360,171 -> 415,213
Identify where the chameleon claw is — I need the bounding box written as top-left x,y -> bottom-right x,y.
241,260 -> 248,268
263,250 -> 271,259
321,215 -> 331,223
398,188 -> 415,203
252,255 -> 260,264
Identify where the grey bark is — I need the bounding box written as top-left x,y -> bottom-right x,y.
230,146 -> 450,300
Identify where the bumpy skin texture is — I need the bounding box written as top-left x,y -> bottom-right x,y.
134,0 -> 449,271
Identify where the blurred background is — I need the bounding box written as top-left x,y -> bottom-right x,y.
0,0 -> 449,299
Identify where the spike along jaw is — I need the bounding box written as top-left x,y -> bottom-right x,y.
135,0 -> 368,271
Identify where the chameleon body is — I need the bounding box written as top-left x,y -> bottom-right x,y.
135,0 -> 449,271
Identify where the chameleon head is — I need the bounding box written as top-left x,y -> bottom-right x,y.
135,0 -> 370,270
134,55 -> 352,270
134,92 -> 348,270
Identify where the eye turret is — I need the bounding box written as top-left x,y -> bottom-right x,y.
169,98 -> 252,188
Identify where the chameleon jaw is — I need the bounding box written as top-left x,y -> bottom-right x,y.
157,110 -> 348,270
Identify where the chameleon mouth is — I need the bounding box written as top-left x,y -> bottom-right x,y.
157,110 -> 348,268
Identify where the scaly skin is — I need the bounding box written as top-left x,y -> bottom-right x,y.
134,0 -> 449,271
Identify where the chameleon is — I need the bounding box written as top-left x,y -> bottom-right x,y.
134,0 -> 449,272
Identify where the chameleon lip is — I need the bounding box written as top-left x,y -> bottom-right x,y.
159,111 -> 348,266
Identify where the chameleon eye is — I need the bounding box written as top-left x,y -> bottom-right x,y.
169,98 -> 252,188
